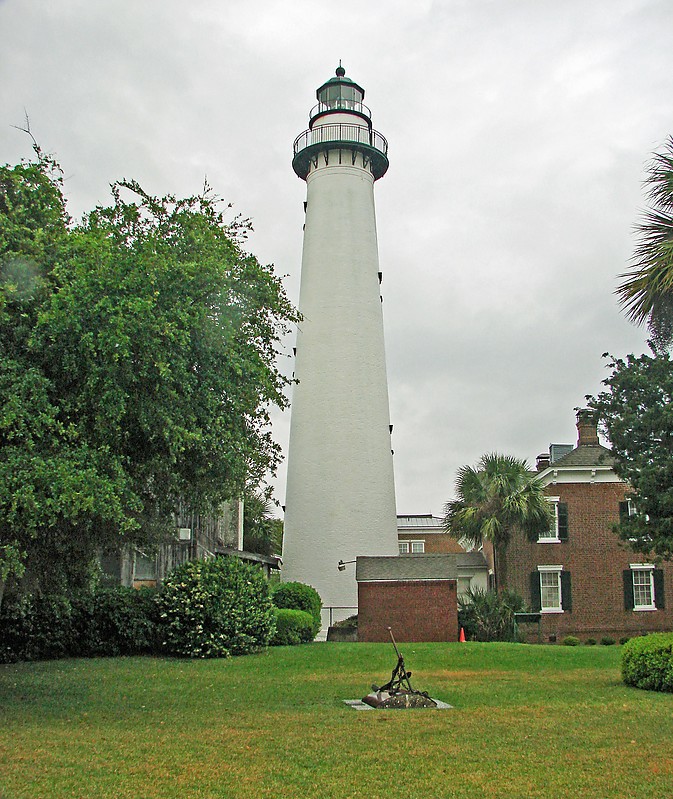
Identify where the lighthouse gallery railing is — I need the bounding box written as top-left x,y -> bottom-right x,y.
293,123 -> 388,158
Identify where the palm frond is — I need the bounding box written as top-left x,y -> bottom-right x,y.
617,137 -> 673,335
444,452 -> 551,552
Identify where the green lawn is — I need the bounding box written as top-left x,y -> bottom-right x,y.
1,642 -> 671,799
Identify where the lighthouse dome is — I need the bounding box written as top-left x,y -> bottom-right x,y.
316,65 -> 365,109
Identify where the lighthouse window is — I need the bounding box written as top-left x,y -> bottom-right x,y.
319,84 -> 362,111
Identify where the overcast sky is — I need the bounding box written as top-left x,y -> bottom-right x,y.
1,0 -> 671,517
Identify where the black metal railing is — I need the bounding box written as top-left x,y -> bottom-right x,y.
310,99 -> 371,119
293,123 -> 388,158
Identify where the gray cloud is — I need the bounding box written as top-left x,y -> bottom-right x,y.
1,0 -> 669,515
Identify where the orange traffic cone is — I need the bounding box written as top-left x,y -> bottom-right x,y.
459,627 -> 466,643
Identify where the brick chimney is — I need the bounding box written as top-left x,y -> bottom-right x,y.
576,408 -> 599,446
536,452 -> 551,471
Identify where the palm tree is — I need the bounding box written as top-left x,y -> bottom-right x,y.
443,453 -> 553,591
616,136 -> 673,351
243,492 -> 283,556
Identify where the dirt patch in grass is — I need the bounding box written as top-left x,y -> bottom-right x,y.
422,669 -> 513,680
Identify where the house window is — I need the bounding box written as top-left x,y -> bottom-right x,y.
534,565 -> 570,613
631,564 -> 655,611
540,569 -> 562,611
134,551 -> 157,582
539,498 -> 568,542
398,540 -> 425,554
619,499 -> 636,523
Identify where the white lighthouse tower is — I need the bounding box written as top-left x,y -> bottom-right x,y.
282,65 -> 398,625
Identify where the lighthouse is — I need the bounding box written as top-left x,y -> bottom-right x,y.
282,66 -> 398,625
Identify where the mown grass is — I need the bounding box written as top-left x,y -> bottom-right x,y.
1,642 -> 671,799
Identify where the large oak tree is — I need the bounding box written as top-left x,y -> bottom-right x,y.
0,147 -> 298,600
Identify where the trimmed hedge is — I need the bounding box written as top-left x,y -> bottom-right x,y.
157,556 -> 275,658
621,633 -> 673,692
272,582 -> 322,633
0,587 -> 159,663
270,608 -> 316,646
83,587 -> 159,656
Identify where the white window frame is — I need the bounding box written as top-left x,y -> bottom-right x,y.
398,540 -> 425,554
538,565 -> 563,613
630,564 -> 656,611
539,497 -> 561,543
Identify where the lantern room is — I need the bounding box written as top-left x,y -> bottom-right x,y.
310,64 -> 371,125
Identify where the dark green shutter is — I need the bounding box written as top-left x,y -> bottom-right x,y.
530,572 -> 541,612
623,570 -> 634,610
561,571 -> 572,612
654,569 -> 665,609
558,503 -> 569,541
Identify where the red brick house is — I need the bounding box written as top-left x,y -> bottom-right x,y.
396,514 -> 490,599
500,410 -> 673,643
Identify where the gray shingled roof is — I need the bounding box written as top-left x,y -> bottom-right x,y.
356,554 -> 457,582
549,444 -> 616,469
456,552 -> 489,569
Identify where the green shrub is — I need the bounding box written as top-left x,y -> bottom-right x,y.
458,587 -> 526,642
0,594 -> 76,662
620,636 -> 630,646
84,587 -> 159,656
157,556 -> 274,658
562,635 -> 580,646
621,633 -> 673,692
0,586 -> 160,662
272,582 -> 322,632
270,608 -> 315,646
333,614 -> 358,629
585,638 -> 597,646
600,636 -> 616,646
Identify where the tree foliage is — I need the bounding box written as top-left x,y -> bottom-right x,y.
242,491 -> 283,556
588,351 -> 673,560
443,453 -> 553,589
0,146 -> 298,599
616,136 -> 673,350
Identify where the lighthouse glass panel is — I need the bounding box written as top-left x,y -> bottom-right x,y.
319,83 -> 363,111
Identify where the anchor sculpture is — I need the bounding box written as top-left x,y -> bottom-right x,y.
362,628 -> 438,709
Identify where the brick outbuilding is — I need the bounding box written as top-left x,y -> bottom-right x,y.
356,554 -> 459,642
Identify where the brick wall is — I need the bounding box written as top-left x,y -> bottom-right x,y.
502,481 -> 673,642
397,532 -> 468,554
358,579 -> 458,642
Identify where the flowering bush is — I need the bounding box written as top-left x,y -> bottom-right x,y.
157,556 -> 275,658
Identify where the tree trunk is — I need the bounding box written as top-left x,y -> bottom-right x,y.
493,543 -> 508,594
